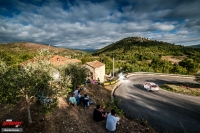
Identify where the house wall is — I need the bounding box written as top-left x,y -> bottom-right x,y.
85,65 -> 95,79
85,65 -> 105,83
94,65 -> 105,83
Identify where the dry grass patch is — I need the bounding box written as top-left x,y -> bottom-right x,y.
161,56 -> 187,64
160,83 -> 200,96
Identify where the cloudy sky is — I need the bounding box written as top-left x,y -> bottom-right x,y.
0,0 -> 200,49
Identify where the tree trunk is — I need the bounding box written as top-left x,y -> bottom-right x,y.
26,94 -> 32,123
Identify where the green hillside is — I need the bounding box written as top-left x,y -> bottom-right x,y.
94,36 -> 199,58
93,36 -> 200,75
190,44 -> 200,48
0,42 -> 86,66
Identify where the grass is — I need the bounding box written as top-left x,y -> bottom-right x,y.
160,84 -> 200,96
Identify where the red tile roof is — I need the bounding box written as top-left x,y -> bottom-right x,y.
86,60 -> 104,68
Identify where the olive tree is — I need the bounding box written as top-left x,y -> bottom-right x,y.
65,64 -> 89,90
0,60 -> 21,104
0,50 -> 56,123
51,66 -> 71,98
17,50 -> 55,123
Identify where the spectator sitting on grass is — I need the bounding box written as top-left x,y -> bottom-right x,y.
74,86 -> 81,97
106,109 -> 120,132
69,93 -> 77,107
81,94 -> 92,108
75,90 -> 81,105
93,104 -> 107,122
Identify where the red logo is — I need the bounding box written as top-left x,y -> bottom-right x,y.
2,119 -> 22,127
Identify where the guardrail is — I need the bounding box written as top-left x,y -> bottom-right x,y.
103,79 -> 119,86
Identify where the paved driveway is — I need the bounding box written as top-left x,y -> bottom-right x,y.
114,75 -> 200,133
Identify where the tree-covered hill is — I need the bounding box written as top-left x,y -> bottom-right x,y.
93,36 -> 200,75
94,36 -> 200,58
190,44 -> 200,48
0,42 -> 86,66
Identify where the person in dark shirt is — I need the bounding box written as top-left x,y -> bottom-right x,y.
93,105 -> 107,122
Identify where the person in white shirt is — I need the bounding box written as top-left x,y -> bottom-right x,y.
74,86 -> 80,97
106,109 -> 120,132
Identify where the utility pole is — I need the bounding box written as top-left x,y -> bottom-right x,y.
113,57 -> 114,77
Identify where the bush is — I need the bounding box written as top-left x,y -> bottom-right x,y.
105,98 -> 124,117
160,84 -> 174,91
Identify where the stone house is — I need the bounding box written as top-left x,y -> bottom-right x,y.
49,55 -> 81,66
84,60 -> 105,83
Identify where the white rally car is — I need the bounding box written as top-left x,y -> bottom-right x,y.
143,82 -> 159,92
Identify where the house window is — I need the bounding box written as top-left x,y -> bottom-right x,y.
57,58 -> 60,62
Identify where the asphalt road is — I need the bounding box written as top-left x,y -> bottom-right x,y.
114,75 -> 200,133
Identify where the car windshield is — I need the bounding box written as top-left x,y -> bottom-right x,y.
151,85 -> 158,88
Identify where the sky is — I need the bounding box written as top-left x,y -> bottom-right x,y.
0,0 -> 200,49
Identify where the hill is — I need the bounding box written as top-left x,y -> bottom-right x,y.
0,84 -> 155,133
190,44 -> 200,48
92,36 -> 200,75
72,48 -> 98,53
0,42 -> 86,66
94,36 -> 200,57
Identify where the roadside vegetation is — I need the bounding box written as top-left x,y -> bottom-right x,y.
160,84 -> 200,96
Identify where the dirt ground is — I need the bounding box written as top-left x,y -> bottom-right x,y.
161,56 -> 187,64
0,83 -> 155,133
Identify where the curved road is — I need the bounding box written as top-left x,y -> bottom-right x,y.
114,75 -> 200,133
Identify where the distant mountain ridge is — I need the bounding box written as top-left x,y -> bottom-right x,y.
0,42 -> 85,66
94,36 -> 198,55
190,44 -> 200,48
72,48 -> 98,53
0,42 -> 84,53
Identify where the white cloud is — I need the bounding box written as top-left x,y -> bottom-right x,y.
0,0 -> 200,48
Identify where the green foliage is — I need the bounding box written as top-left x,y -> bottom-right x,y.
0,49 -> 59,123
0,42 -> 86,66
195,71 -> 200,83
170,64 -> 187,74
93,37 -> 200,75
53,66 -> 72,98
81,56 -> 93,64
179,58 -> 199,74
0,61 -> 21,104
99,55 -> 113,74
160,84 -> 200,96
105,98 -> 124,117
0,52 -> 54,102
65,64 -> 89,90
160,84 -> 174,91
